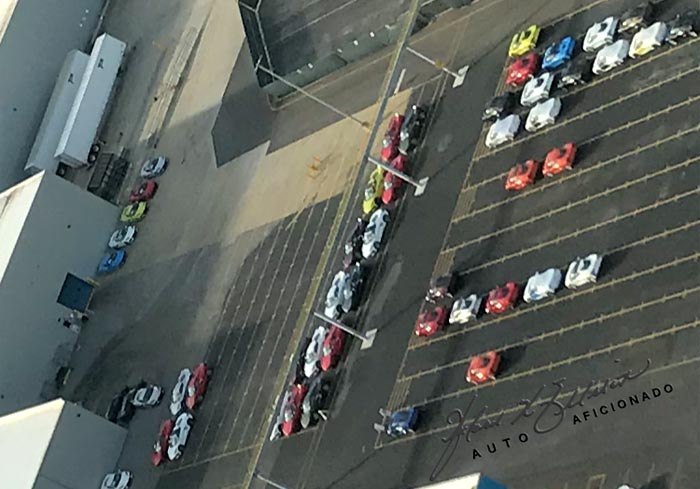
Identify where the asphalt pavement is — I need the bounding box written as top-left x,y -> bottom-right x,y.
253,0 -> 700,488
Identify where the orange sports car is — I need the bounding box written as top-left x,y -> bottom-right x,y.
543,142 -> 577,177
466,351 -> 501,385
505,160 -> 539,191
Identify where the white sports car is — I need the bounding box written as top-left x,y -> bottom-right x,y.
140,156 -> 168,179
101,470 -> 132,489
583,16 -> 619,52
303,326 -> 328,378
525,98 -> 561,132
324,265 -> 363,318
167,412 -> 194,461
108,225 -> 137,249
565,254 -> 603,289
170,368 -> 192,416
485,114 -> 520,148
361,208 -> 390,259
523,268 -> 562,303
449,294 -> 482,324
130,383 -> 163,407
593,39 -> 630,75
629,22 -> 667,58
521,72 -> 554,107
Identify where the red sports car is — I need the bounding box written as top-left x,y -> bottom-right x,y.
151,419 -> 174,466
185,363 -> 212,410
485,282 -> 520,314
129,180 -> 158,203
466,351 -> 501,385
505,52 -> 539,87
505,159 -> 539,191
381,154 -> 408,205
543,142 -> 577,177
281,383 -> 309,437
320,326 -> 346,371
380,113 -> 405,161
414,305 -> 448,337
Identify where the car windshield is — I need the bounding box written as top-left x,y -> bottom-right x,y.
383,179 -> 393,190
480,357 -> 490,367
283,407 -> 294,422
364,187 -> 374,200
114,229 -> 125,240
322,345 -> 332,356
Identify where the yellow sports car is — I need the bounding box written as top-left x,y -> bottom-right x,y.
508,25 -> 541,57
120,202 -> 148,223
362,167 -> 386,215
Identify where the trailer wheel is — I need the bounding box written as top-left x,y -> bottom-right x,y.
88,153 -> 97,163
91,144 -> 101,154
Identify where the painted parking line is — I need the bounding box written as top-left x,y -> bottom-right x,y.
378,348 -> 700,449
190,221 -> 290,462
461,106 -> 700,201
453,187 -> 700,275
415,231 -> 700,350
162,442 -> 260,475
233,164 -> 348,449
400,285 -> 700,382
474,65 -> 700,161
452,157 -> 699,250
399,317 -> 700,410
216,204 -> 320,450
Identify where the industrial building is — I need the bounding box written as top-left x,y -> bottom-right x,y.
0,172 -> 118,416
0,398 -> 127,489
0,0 -> 105,191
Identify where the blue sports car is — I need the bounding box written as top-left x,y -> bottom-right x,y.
542,36 -> 576,70
98,250 -> 126,274
386,407 -> 419,437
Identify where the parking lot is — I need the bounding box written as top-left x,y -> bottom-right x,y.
254,0 -> 699,488
382,0 -> 700,481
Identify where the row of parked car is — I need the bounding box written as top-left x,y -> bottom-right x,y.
270,104 -> 430,440
99,363 -> 211,489
376,8 -> 674,439
483,4 -> 700,149
96,156 -> 168,274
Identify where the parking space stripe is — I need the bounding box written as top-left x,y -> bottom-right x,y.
413,234 -> 700,350
235,165 -> 348,447
453,158 -> 698,249
400,286 -> 700,382
474,65 -> 700,161
398,318 -> 700,411
183,226 -> 287,465
452,188 -> 700,274
162,443 -> 260,475
379,353 -> 700,448
462,110 -> 700,200
221,204 -> 320,448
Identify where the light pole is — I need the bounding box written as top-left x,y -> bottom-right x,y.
253,472 -> 292,489
404,45 -> 469,88
313,312 -> 376,350
367,155 -> 429,196
254,58 -> 370,130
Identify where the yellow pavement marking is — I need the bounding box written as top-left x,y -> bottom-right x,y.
475,65 -> 700,161
399,318 -> 700,410
400,285 -> 700,382
448,187 -> 700,272
418,237 -> 700,350
379,354 -> 700,448
452,157 -> 698,249
462,104 -> 700,200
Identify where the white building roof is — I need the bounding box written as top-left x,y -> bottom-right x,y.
0,0 -> 19,43
0,399 -> 63,489
0,172 -> 42,285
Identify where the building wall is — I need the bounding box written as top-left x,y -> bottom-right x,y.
36,401 -> 127,489
0,173 -> 118,415
0,0 -> 104,190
